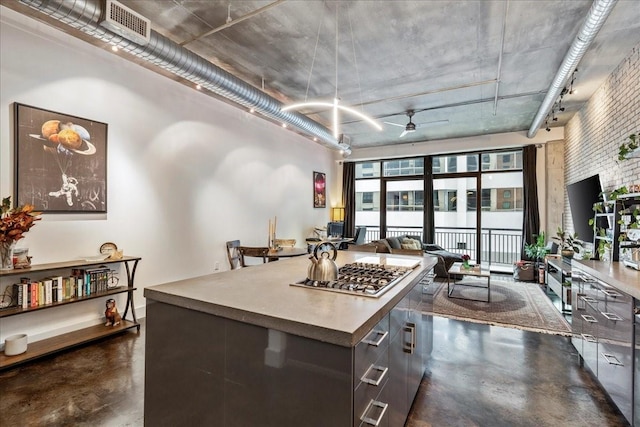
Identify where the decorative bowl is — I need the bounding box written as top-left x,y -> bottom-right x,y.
4,333 -> 28,356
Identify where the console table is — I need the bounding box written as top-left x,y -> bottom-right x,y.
0,256 -> 141,370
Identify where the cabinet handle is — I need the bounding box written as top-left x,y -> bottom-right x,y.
361,364 -> 388,386
581,333 -> 597,343
601,353 -> 624,366
581,314 -> 598,323
403,322 -> 416,354
362,330 -> 388,347
601,289 -> 622,298
360,399 -> 389,426
601,312 -> 623,321
580,296 -> 598,305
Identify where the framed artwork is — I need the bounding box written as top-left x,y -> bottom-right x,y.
14,103 -> 108,213
313,171 -> 326,208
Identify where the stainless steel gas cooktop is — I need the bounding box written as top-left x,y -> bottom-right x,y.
292,258 -> 420,298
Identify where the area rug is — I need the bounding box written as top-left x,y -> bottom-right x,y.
423,279 -> 572,336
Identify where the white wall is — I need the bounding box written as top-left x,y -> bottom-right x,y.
0,7 -> 338,344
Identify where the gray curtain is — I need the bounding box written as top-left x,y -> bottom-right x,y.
423,156 -> 435,243
521,145 -> 540,259
342,162 -> 356,238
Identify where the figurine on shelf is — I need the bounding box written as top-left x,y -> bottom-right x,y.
104,298 -> 121,327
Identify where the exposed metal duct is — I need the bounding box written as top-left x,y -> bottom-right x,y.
527,0 -> 617,138
18,0 -> 341,150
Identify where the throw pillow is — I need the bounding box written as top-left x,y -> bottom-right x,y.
401,238 -> 422,250
387,236 -> 402,249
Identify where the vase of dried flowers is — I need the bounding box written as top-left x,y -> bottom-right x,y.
0,196 -> 41,270
0,240 -> 16,270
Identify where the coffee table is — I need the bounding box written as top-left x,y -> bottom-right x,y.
447,262 -> 491,302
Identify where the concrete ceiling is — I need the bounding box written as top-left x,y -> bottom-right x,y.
7,0 -> 640,150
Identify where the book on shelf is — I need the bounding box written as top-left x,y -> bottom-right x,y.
30,281 -> 38,308
4,266 -> 122,309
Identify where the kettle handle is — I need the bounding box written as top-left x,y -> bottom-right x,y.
314,242 -> 338,261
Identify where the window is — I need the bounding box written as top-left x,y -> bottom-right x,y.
357,191 -> 379,211
447,191 -> 457,211
466,155 -> 478,172
481,189 -> 491,210
495,187 -> 522,211
356,162 -> 380,178
481,151 -> 523,171
447,157 -> 457,173
433,190 -> 457,211
387,190 -> 424,211
433,155 -> 458,174
383,158 -> 423,176
467,190 -> 477,210
433,158 -> 441,174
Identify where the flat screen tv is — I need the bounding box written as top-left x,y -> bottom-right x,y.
566,174 -> 603,243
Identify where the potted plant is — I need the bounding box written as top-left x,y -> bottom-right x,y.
524,231 -> 548,266
553,227 -> 582,259
618,133 -> 639,161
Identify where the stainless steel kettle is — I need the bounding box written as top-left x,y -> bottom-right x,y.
308,242 -> 338,282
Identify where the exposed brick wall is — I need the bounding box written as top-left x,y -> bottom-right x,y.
564,43 -> 640,240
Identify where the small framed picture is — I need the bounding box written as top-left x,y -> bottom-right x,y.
14,103 -> 108,213
313,171 -> 326,208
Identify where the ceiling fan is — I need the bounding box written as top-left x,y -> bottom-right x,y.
384,110 -> 449,138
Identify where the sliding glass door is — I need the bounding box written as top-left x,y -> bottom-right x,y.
433,153 -> 478,262
385,179 -> 424,239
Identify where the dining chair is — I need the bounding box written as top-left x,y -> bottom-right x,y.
390,248 -> 424,256
347,244 -> 377,253
342,226 -> 366,249
273,238 -> 296,248
238,246 -> 270,267
226,240 -> 242,270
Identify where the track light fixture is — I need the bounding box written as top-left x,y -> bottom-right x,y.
569,69 -> 578,94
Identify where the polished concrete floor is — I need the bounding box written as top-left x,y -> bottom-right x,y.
0,317 -> 630,426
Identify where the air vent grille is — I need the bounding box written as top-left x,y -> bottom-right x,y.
100,0 -> 150,45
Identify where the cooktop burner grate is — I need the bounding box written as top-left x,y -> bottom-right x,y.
292,262 -> 415,297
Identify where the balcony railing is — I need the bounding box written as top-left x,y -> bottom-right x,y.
360,225 -> 522,271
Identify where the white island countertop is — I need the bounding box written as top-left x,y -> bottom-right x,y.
573,259 -> 640,299
144,251 -> 438,347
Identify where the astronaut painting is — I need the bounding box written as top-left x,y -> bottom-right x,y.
14,103 -> 108,213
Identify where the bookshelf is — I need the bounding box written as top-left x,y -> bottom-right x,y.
0,256 -> 141,370
592,194 -> 640,261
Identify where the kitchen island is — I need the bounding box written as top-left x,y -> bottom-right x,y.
144,251 -> 437,426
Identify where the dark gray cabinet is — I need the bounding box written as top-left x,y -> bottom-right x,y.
571,266 -> 634,424
546,256 -> 571,313
635,306 -> 640,427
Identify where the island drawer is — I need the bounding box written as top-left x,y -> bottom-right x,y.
354,352 -> 389,427
355,314 -> 390,381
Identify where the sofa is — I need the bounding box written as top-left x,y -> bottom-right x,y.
370,234 -> 463,278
